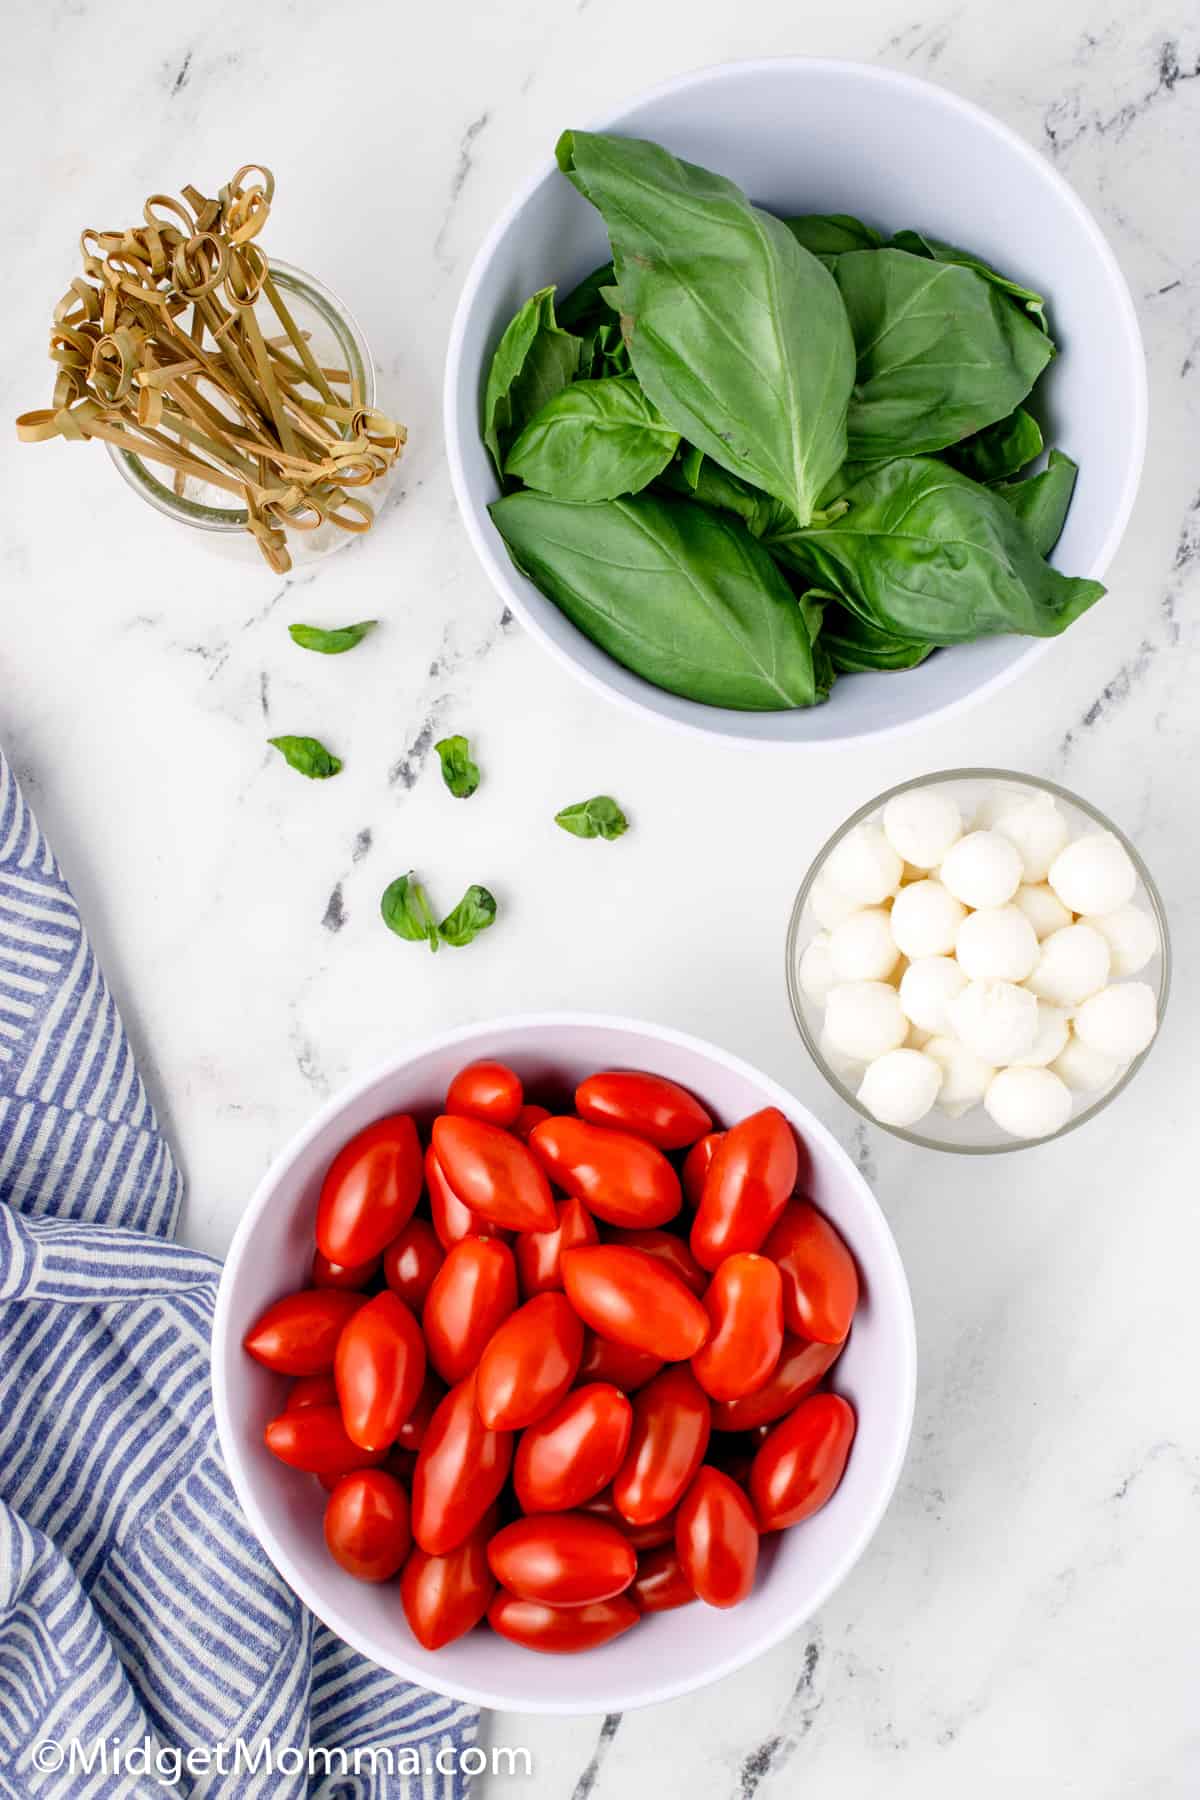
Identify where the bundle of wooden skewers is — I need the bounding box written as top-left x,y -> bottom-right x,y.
16,165 -> 405,573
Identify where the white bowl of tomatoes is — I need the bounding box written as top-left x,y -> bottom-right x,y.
211,1014 -> 916,1712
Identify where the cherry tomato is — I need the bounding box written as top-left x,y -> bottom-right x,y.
334,1292 -> 426,1451
243,1289 -> 365,1375
529,1117 -> 681,1228
676,1466 -> 759,1608
514,1197 -> 598,1297
285,1372 -> 338,1411
631,1543 -> 696,1613
514,1383 -> 632,1514
682,1132 -> 725,1208
690,1107 -> 798,1271
611,1365 -> 711,1525
580,1490 -> 677,1550
383,1216 -> 445,1310
312,1249 -> 381,1291
411,1374 -> 513,1556
426,1145 -> 509,1249
401,1507 -> 498,1650
750,1392 -> 856,1530
264,1405 -> 386,1479
691,1255 -> 784,1403
607,1228 -> 707,1297
394,1371 -> 445,1451
446,1060 -> 524,1129
432,1115 -> 556,1233
323,1469 -> 411,1581
422,1238 -> 518,1385
576,1333 -> 663,1392
316,1114 -> 423,1267
762,1200 -> 859,1344
574,1071 -> 712,1151
710,1335 -> 844,1432
487,1513 -> 636,1607
487,1591 -> 638,1655
475,1293 -> 583,1430
511,1103 -> 551,1143
562,1246 -> 709,1361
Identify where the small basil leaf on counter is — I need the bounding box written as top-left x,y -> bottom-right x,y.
483,287 -> 582,478
438,885 -> 497,947
434,735 -> 480,799
944,407 -> 1044,484
381,874 -> 440,952
288,620 -> 377,654
781,213 -> 883,265
505,376 -> 680,501
267,735 -> 342,779
995,449 -> 1080,557
891,229 -> 1050,332
555,796 -> 629,840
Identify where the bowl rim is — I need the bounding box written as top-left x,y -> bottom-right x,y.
443,55 -> 1149,751
211,1009 -> 918,1713
785,768 -> 1172,1152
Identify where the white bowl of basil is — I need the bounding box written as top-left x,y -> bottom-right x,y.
444,59 -> 1146,746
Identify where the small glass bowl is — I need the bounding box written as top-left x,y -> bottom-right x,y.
785,769 -> 1171,1153
106,261 -> 386,568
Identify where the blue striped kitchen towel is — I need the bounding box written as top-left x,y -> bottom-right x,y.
0,747 -> 478,1797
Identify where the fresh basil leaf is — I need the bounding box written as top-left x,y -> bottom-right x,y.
821,600 -> 933,672
506,376 -> 680,501
996,449 -> 1079,556
267,735 -> 342,779
777,456 -> 1104,644
557,262 -> 617,330
381,873 -> 440,951
892,229 -> 1049,332
482,287 -> 582,478
657,452 -> 779,536
490,488 -> 823,710
287,619 -> 377,655
555,795 -> 629,840
438,884 -> 497,947
434,735 -> 480,799
557,130 -> 855,528
944,407 -> 1044,484
833,249 -> 1053,461
781,213 -> 883,265
578,317 -> 632,381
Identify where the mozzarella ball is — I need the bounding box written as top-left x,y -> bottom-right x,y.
924,1034 -> 995,1110
1012,882 -> 1073,941
955,906 -> 1039,983
1052,1033 -> 1122,1093
1048,831 -> 1137,916
939,831 -> 1023,910
822,823 -> 903,907
858,1049 -> 942,1128
984,1067 -> 1073,1139
1013,1003 -> 1071,1068
1026,924 -> 1110,1007
890,880 -> 966,959
828,908 -> 900,983
809,870 -> 861,931
798,932 -> 836,1004
990,790 -> 1070,883
898,956 -> 967,1034
947,979 -> 1039,1065
824,981 -> 909,1063
1087,903 -> 1157,978
881,789 -> 963,871
972,783 -> 1024,830
1074,982 -> 1157,1059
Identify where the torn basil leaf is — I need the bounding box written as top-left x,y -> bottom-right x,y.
267,735 -> 342,779
288,620 -> 377,654
434,735 -> 480,799
555,795 -> 629,840
380,874 -> 440,952
438,884 -> 497,947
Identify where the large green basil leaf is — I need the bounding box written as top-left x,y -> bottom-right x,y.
891,229 -> 1049,332
996,449 -> 1079,556
490,488 -> 823,709
505,376 -> 680,501
781,213 -> 882,265
482,287 -> 582,477
945,407 -> 1044,484
834,249 -> 1053,460
777,456 -> 1104,644
557,131 -> 855,528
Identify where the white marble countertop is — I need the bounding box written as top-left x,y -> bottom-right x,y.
3,2 -> 1199,1794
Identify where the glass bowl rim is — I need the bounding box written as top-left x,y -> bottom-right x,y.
785,766 -> 1172,1155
